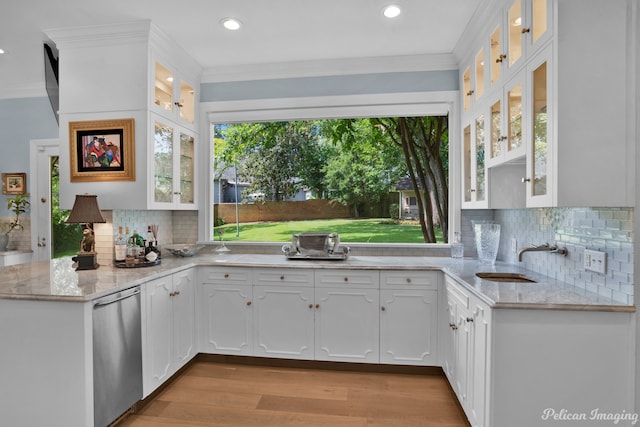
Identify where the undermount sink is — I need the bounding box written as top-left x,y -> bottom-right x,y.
476,272 -> 537,283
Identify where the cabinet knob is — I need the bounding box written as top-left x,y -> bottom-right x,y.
521,177 -> 531,183
169,291 -> 175,297
449,323 -> 458,330
246,301 -> 252,306
496,54 -> 507,63
521,27 -> 531,34
343,277 -> 349,282
175,291 -> 180,296
466,90 -> 475,96
315,304 -> 320,309
309,304 -> 313,309
498,136 -> 507,142
406,278 -> 411,284
174,101 -> 184,108
466,317 -> 474,323
381,306 -> 386,311
224,273 -> 229,278
280,275 -> 285,281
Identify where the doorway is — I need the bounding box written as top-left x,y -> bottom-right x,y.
30,139 -> 82,261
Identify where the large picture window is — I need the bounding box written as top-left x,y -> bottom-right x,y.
202,95 -> 458,246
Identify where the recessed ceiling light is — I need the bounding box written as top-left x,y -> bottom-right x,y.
383,5 -> 401,18
221,18 -> 242,31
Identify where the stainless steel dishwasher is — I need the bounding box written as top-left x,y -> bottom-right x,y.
93,286 -> 143,427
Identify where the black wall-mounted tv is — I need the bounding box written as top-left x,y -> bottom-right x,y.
43,43 -> 59,124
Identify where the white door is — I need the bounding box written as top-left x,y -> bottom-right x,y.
314,287 -> 379,363
172,269 -> 195,369
380,289 -> 438,365
201,283 -> 253,355
253,285 -> 315,359
29,139 -> 59,262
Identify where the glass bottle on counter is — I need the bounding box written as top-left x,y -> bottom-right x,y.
114,226 -> 127,262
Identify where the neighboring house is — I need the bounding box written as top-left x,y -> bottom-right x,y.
395,176 -> 419,219
214,164 -> 309,203
394,176 -> 440,225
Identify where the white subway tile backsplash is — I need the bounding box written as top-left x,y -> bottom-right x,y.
462,207 -> 634,304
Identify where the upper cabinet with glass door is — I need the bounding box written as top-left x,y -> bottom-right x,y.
150,118 -> 196,209
503,0 -> 552,79
152,61 -> 197,128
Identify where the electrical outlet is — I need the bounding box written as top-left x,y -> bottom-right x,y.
511,238 -> 517,253
584,249 -> 607,274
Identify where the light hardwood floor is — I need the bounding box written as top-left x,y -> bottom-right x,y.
120,356 -> 470,427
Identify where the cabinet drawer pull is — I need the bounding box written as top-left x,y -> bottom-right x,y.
280,275 -> 285,280
449,323 -> 458,330
246,301 -> 252,306
174,101 -> 184,108
343,277 -> 349,282
496,54 -> 507,63
521,27 -> 531,34
224,273 -> 229,279
466,317 -> 474,323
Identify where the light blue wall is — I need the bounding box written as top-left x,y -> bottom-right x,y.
200,70 -> 459,102
0,97 -> 58,215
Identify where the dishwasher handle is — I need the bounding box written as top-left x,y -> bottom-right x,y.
94,287 -> 141,308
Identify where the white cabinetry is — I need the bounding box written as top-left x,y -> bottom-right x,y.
51,22 -> 201,210
199,267 -> 439,366
444,274 -> 633,427
444,277 -> 491,427
460,0 -> 634,208
380,271 -> 439,365
142,268 -> 195,396
200,267 -> 253,355
314,270 -> 380,363
253,269 -> 315,359
149,118 -> 196,209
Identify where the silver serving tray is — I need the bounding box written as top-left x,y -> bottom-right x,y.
285,252 -> 348,261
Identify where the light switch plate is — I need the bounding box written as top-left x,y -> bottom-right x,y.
511,238 -> 517,253
584,249 -> 606,274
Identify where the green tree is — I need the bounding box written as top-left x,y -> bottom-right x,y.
218,121 -> 328,201
321,119 -> 405,217
374,116 -> 449,243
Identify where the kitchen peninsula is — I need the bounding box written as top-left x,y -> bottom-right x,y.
0,252 -> 634,427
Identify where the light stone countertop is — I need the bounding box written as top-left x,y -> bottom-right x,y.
0,252 -> 633,312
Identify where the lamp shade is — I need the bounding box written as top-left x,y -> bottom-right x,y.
67,194 -> 106,224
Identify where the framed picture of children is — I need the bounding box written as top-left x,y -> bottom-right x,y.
69,118 -> 135,182
1,172 -> 26,195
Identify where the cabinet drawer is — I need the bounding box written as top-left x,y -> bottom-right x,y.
380,271 -> 440,290
199,267 -> 252,285
445,277 -> 469,310
315,270 -> 379,288
253,269 -> 314,287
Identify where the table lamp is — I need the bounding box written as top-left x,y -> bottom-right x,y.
67,194 -> 106,270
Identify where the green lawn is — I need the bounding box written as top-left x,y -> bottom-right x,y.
215,218 -> 442,244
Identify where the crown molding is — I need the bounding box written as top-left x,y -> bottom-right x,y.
44,20 -> 152,50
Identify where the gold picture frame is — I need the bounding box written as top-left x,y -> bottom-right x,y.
2,173 -> 27,195
69,118 -> 135,182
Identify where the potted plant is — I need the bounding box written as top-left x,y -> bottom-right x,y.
0,193 -> 30,251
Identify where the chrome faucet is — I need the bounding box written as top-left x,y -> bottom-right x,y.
518,243 -> 568,262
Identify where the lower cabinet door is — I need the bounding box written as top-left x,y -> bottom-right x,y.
314,287 -> 379,363
144,275 -> 174,393
253,285 -> 315,359
380,289 -> 438,365
202,283 -> 253,355
172,269 -> 195,370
